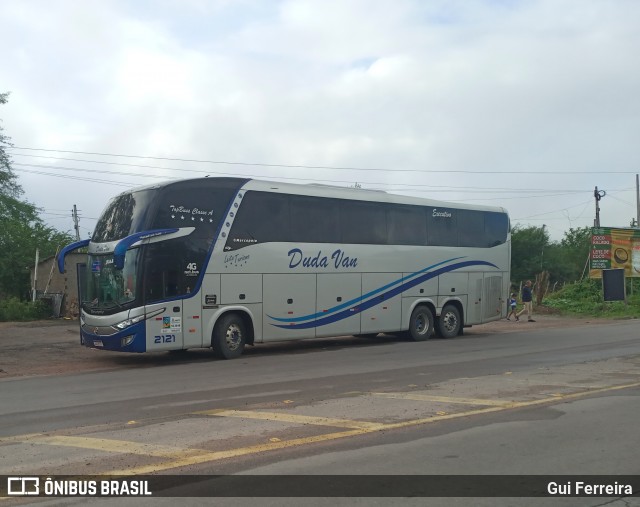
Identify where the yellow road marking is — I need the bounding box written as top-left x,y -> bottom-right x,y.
3,381 -> 639,477
106,428 -> 369,475
371,392 -> 514,407
3,435 -> 206,458
110,380 -> 640,475
378,381 -> 640,431
0,432 -> 48,445
197,409 -> 387,430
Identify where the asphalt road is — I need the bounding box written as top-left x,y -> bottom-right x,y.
1,319 -> 639,506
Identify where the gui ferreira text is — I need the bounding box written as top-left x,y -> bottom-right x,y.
548,480 -> 633,496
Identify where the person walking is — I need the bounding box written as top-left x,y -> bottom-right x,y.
506,293 -> 519,321
516,280 -> 535,322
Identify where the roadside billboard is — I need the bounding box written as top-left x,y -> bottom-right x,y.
590,227 -> 640,278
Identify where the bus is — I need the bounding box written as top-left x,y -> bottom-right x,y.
58,177 -> 511,359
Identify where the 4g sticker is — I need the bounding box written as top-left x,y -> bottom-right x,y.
184,262 -> 199,277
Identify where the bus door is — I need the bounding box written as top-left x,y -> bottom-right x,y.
483,274 -> 504,320
143,258 -> 184,351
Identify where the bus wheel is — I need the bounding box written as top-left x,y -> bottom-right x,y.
212,313 -> 246,359
437,304 -> 461,339
408,306 -> 433,341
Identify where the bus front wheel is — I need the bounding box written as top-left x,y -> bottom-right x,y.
437,304 -> 461,339
408,306 -> 434,341
212,313 -> 246,359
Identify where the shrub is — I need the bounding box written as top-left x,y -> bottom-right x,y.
545,279 -> 640,318
0,297 -> 51,321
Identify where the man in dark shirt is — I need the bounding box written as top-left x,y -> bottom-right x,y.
517,280 -> 535,322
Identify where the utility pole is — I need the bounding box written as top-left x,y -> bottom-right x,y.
594,186 -> 606,227
540,224 -> 546,270
636,174 -> 640,227
32,248 -> 39,302
72,205 -> 81,241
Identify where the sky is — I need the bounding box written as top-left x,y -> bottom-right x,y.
1,0 -> 639,242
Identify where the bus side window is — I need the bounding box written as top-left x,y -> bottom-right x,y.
458,210 -> 485,247
227,191 -> 290,249
427,207 -> 458,247
485,212 -> 508,247
387,205 -> 427,246
340,200 -> 387,245
289,195 -> 340,243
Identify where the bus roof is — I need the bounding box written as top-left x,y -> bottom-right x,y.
120,177 -> 508,215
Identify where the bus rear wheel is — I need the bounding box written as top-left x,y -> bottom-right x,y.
408,305 -> 433,341
437,304 -> 461,339
212,313 -> 246,359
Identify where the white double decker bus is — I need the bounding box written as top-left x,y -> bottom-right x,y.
58,177 -> 510,359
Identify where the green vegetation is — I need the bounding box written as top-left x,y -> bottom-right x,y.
544,278 -> 640,319
511,225 -> 592,285
511,224 -> 640,319
0,92 -> 74,304
0,297 -> 50,321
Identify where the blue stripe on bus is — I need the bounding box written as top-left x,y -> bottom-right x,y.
267,257 -> 466,324
269,260 -> 497,330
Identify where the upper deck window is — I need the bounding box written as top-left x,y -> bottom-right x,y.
226,190 -> 509,250
92,190 -> 155,243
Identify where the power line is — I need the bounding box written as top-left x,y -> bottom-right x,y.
40,211 -> 73,216
13,162 -> 168,181
12,147 -> 637,231
13,167 -> 139,187
513,187 -> 633,221
14,165 -> 611,201
10,157 -> 597,190
13,161 -> 632,195
9,146 -> 640,175
11,146 -> 399,172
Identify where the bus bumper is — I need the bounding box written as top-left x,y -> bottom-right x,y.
80,321 -> 147,352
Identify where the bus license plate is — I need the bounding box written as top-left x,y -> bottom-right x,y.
93,340 -> 104,347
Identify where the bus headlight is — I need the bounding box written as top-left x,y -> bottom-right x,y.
115,315 -> 145,330
121,335 -> 135,347
114,308 -> 165,330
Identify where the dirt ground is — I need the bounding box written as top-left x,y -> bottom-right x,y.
0,314 -> 616,379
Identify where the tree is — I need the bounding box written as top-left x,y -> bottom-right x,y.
0,92 -> 22,198
0,196 -> 72,297
0,93 -> 74,298
559,227 -> 592,279
511,225 -> 592,288
511,225 -> 549,283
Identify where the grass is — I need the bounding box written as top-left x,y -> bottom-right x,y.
0,297 -> 51,322
544,279 -> 640,319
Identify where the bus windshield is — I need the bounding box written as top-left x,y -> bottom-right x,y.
83,250 -> 140,310
92,189 -> 157,243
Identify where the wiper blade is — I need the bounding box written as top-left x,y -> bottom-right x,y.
104,300 -> 124,310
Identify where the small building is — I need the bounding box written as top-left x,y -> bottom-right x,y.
30,252 -> 86,318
